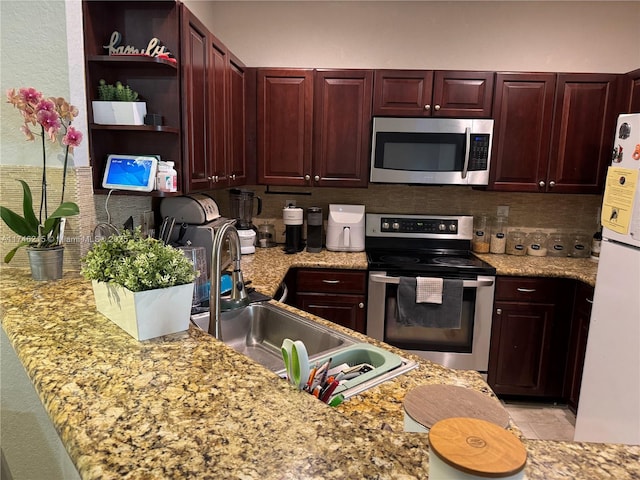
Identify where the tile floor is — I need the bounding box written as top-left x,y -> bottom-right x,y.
502,400 -> 576,441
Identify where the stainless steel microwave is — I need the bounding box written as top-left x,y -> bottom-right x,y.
370,117 -> 494,186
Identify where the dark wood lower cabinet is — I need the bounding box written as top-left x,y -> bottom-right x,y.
297,293 -> 365,334
564,282 -> 594,413
488,277 -> 573,398
285,268 -> 367,334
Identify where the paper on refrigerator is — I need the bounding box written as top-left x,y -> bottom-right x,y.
600,166 -> 639,235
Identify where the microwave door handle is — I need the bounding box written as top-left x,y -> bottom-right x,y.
461,127 -> 471,179
369,273 -> 493,288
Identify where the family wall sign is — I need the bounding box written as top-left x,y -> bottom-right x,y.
103,31 -> 175,61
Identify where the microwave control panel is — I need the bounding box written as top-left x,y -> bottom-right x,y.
469,134 -> 491,171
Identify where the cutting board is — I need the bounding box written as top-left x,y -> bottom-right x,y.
403,384 -> 510,430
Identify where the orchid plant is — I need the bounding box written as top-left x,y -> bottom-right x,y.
1,87 -> 83,263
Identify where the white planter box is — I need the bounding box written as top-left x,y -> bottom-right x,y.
92,101 -> 147,126
92,280 -> 194,341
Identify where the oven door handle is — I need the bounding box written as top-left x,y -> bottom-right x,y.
369,273 -> 493,288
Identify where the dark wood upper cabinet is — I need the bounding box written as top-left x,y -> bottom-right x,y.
626,68 -> 640,113
490,73 -> 556,192
181,6 -> 247,192
373,70 -> 494,117
313,69 -> 373,187
373,70 -> 433,116
257,69 -> 314,186
433,71 -> 495,117
207,34 -> 229,186
257,69 -> 372,187
228,53 -> 249,185
548,73 -> 619,194
490,72 -> 620,193
181,11 -> 212,193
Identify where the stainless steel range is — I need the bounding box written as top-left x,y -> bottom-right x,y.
365,213 -> 496,373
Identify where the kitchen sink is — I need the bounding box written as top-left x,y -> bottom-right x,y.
191,302 -> 418,398
191,302 -> 358,371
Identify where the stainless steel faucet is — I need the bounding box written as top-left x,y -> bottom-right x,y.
209,220 -> 249,340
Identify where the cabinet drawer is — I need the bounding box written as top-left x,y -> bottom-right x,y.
494,276 -> 565,303
296,269 -> 366,294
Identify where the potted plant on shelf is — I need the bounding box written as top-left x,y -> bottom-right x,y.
1,87 -> 82,281
81,229 -> 197,341
92,79 -> 147,126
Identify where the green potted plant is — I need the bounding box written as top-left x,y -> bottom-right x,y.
81,229 -> 198,340
92,79 -> 147,125
1,87 -> 82,280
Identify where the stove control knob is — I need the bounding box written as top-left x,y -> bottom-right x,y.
438,223 -> 446,231
392,222 -> 400,230
449,224 -> 457,232
382,221 -> 390,230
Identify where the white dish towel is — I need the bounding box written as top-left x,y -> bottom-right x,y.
415,277 -> 443,304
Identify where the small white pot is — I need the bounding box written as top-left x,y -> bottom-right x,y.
91,280 -> 194,341
92,101 -> 147,126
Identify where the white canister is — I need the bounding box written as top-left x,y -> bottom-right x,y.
428,417 -> 527,480
157,161 -> 178,193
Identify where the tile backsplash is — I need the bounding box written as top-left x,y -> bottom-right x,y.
206,184 -> 603,236
0,167 -> 602,270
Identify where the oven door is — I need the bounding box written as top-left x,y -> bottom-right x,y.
367,271 -> 495,372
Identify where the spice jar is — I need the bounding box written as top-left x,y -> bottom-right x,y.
506,230 -> 526,256
570,233 -> 591,258
526,230 -> 548,257
490,216 -> 508,254
472,215 -> 491,253
547,232 -> 568,257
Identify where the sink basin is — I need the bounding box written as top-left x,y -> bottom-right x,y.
191,302 -> 418,397
191,302 -> 357,371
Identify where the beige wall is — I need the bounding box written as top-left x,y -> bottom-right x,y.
185,1 -> 640,72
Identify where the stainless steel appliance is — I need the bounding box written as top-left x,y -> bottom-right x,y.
160,193 -> 220,225
574,113 -> 640,445
370,117 -> 494,186
159,195 -> 229,271
366,213 -> 496,372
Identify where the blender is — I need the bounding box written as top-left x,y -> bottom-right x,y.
229,188 -> 262,254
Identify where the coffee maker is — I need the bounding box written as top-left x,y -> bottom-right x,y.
283,206 -> 304,254
229,188 -> 262,254
306,207 -> 323,253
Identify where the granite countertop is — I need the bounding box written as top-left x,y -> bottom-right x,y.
1,248 -> 636,479
474,253 -> 599,287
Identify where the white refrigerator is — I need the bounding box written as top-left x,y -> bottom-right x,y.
574,113 -> 640,445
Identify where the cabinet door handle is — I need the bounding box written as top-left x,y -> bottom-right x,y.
304,174 -> 311,181
322,279 -> 340,284
586,298 -> 594,304
496,308 -> 502,315
424,104 -> 431,111
358,302 -> 365,309
434,104 -> 441,111
549,180 -> 556,188
314,175 -> 320,182
538,180 -> 545,188
517,288 -> 537,293
231,174 -> 236,180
